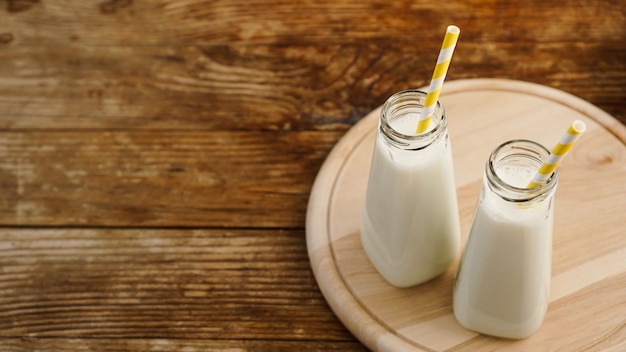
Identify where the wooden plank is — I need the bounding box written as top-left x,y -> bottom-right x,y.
2,0 -> 624,46
0,228 -> 356,343
0,338 -> 368,352
1,43 -> 624,130
0,130 -> 341,227
0,44 -> 393,131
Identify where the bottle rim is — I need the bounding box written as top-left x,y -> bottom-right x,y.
487,139 -> 558,202
380,89 -> 447,150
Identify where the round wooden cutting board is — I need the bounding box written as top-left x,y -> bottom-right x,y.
306,79 -> 626,352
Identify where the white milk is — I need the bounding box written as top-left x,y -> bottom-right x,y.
453,165 -> 554,339
361,110 -> 460,288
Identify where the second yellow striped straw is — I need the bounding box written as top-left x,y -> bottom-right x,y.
527,120 -> 587,188
416,25 -> 460,134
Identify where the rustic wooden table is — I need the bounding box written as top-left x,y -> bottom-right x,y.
1,1 -> 624,351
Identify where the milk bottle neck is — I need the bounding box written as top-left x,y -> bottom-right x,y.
485,139 -> 558,204
380,90 -> 448,150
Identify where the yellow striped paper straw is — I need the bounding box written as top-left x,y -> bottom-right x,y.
527,120 -> 587,188
416,25 -> 460,134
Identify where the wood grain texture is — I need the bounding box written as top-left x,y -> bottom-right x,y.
307,79 -> 626,351
2,2 -> 625,129
0,338 -> 368,352
2,0 -> 625,45
0,44 -> 393,131
0,130 -> 340,227
1,43 -> 624,130
0,228 -> 356,342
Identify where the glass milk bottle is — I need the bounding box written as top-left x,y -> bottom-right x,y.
361,90 -> 460,288
453,140 -> 557,339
